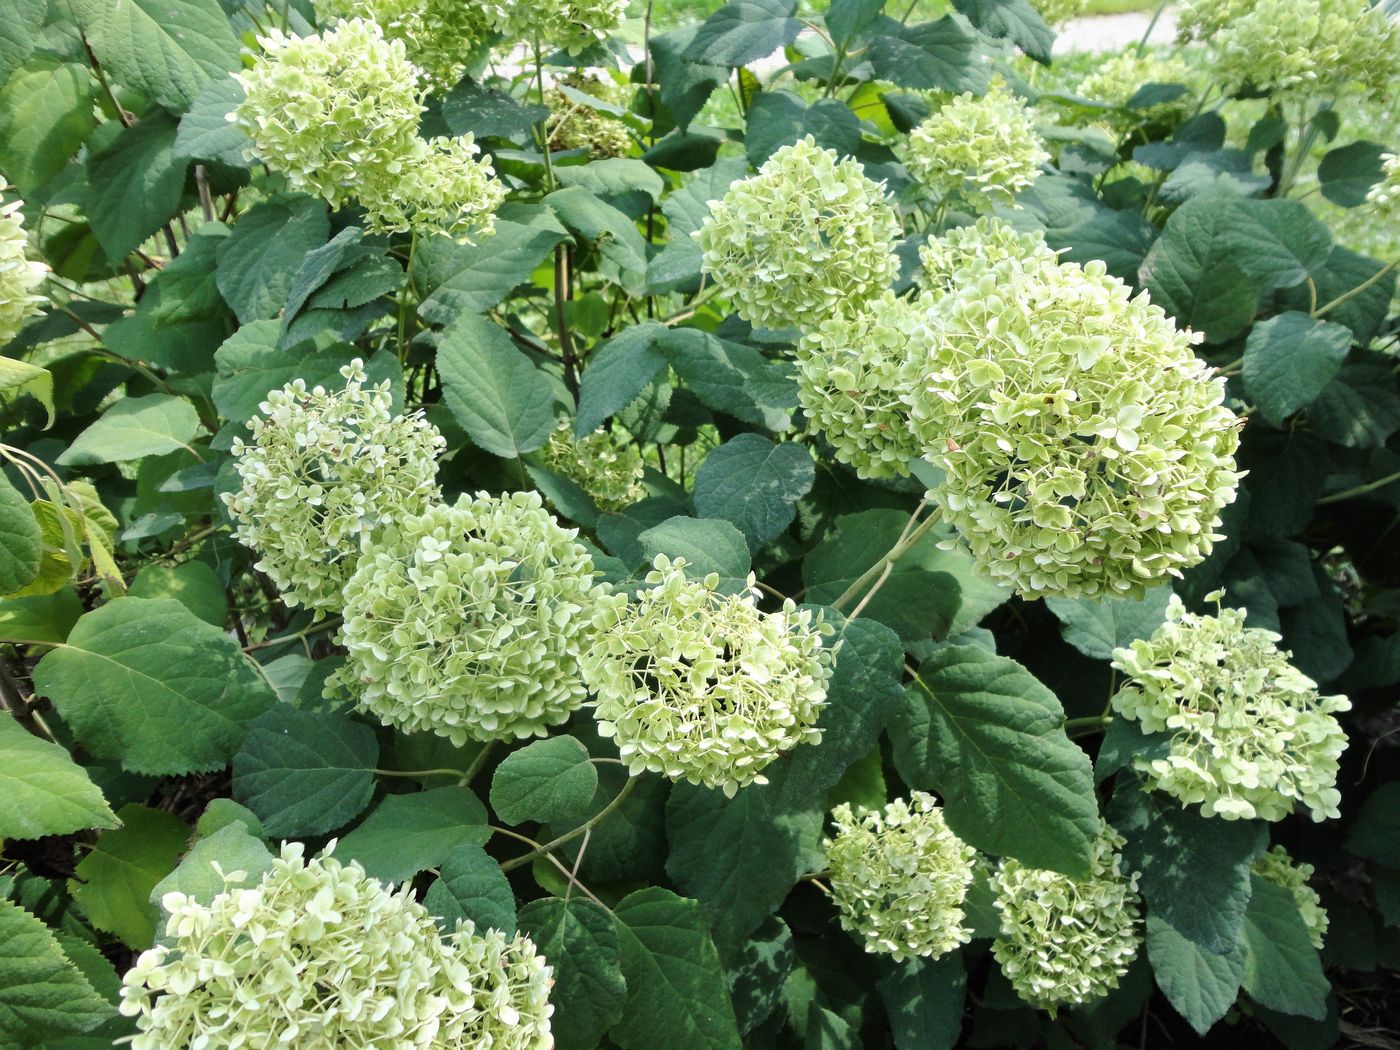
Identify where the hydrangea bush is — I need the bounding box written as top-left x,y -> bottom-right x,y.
2,0 -> 1398,1045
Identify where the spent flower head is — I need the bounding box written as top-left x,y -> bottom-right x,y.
904,245 -> 1242,599
696,136 -> 901,330
825,792 -> 977,961
546,74 -> 633,157
313,0 -> 494,90
119,842 -> 552,1049
543,419 -> 646,511
581,555 -> 836,796
1254,845 -> 1329,949
903,82 -> 1049,210
1110,594 -> 1351,822
223,361 -> 444,614
992,822 -> 1142,1012
336,491 -> 609,744
0,183 -> 46,347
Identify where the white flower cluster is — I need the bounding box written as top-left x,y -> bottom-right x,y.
581,555 -> 836,796
335,491 -> 609,745
916,217 -> 1059,293
1367,152 -> 1400,222
0,182 -> 46,347
233,18 -> 504,239
224,361 -> 445,614
313,0 -> 495,90
991,823 -> 1142,1012
903,83 -> 1050,210
119,843 -> 552,1049
483,0 -> 628,55
696,136 -> 901,330
825,793 -> 977,961
1110,594 -> 1351,822
543,419 -> 646,511
1254,845 -> 1329,949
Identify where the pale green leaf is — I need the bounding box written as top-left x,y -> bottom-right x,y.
0,471 -> 42,596
0,715 -> 118,840
57,394 -> 200,466
70,804 -> 189,948
0,356 -> 54,424
0,897 -> 113,1042
149,821 -> 274,907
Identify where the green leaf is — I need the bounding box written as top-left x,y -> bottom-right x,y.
557,159 -> 666,205
1307,358 -> 1400,449
661,329 -> 798,431
1113,788 -> 1267,955
149,821 -> 274,907
212,321 -> 382,424
1240,874 -> 1329,1020
436,312 -> 557,458
0,897 -> 113,1042
491,736 -> 599,826
231,705 -> 378,837
0,0 -> 46,85
0,471 -> 42,596
0,356 -> 55,425
33,597 -> 273,775
692,435 -> 814,550
826,0 -> 886,44
611,887 -> 742,1050
665,782 -> 816,950
70,804 -> 189,948
338,787 -> 491,882
574,322 -> 669,435
1243,312 -> 1352,426
877,953 -> 966,1050
683,0 -> 801,66
441,79 -> 550,140
174,75 -> 250,167
892,645 -> 1099,876
424,843 -> 516,934
58,394 -> 199,466
1347,781 -> 1400,867
415,215 -> 567,323
70,0 -> 241,112
864,15 -> 990,94
517,897 -> 626,1050
551,764 -> 670,883
806,1003 -> 858,1049
646,158 -> 746,291
0,588 -> 83,644
1317,140 -> 1388,207
722,916 -> 794,1035
952,0 -> 1053,63
215,195 -> 331,323
745,92 -> 861,166
147,223 -> 230,325
1044,586 -> 1173,661
0,57 -> 99,196
0,715 -> 117,840
1013,176 -> 1157,284
1146,913 -> 1243,1036
546,187 -> 648,295
128,560 -> 226,627
637,516 -> 751,588
82,114 -> 186,262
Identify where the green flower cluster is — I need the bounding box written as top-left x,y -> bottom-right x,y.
795,291 -> 936,480
1110,594 -> 1351,822
336,491 -> 609,745
483,0 -> 628,54
1367,152 -> 1400,221
0,183 -> 48,346
543,419 -> 646,511
917,216 -> 1058,293
546,74 -> 632,158
119,843 -> 553,1049
1254,845 -> 1329,949
1032,0 -> 1088,25
1076,52 -> 1195,126
582,555 -> 836,796
696,136 -> 901,330
224,362 -> 445,614
1176,0 -> 1400,102
903,83 -> 1049,210
825,793 -> 977,961
313,0 -> 494,90
905,227 -> 1242,599
233,18 -> 503,240
991,823 -> 1142,1012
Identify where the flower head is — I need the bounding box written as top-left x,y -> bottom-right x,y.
0,183 -> 46,347
313,0 -> 495,90
1076,52 -> 1195,126
903,82 -> 1049,210
825,793 -> 977,961
336,491 -> 609,744
482,0 -> 627,54
356,133 -> 505,241
1032,0 -> 1088,26
904,245 -> 1242,599
543,419 -> 646,511
1176,0 -> 1400,102
795,291 -> 937,480
1254,845 -> 1328,948
917,216 -> 1059,293
696,136 -> 901,330
992,823 -> 1142,1012
581,555 -> 836,796
1110,594 -> 1351,822
224,361 -> 444,613
233,19 -> 424,209
119,843 -> 552,1049
1367,152 -> 1400,221
546,73 -> 632,157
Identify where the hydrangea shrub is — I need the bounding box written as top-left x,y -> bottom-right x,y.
2,0 -> 1398,1045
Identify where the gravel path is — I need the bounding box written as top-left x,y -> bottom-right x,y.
1053,7 -> 1179,53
